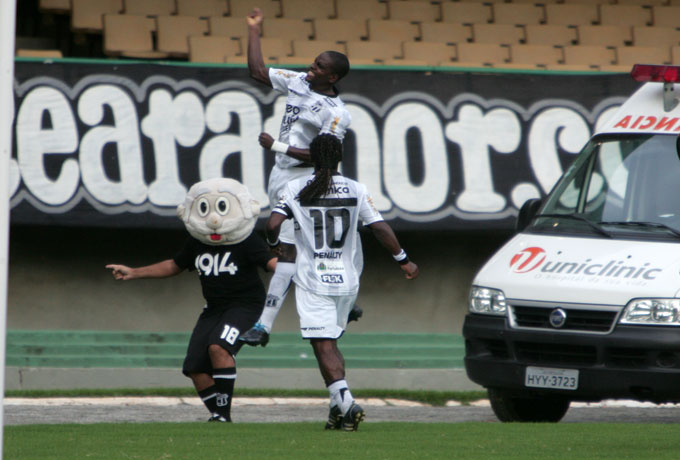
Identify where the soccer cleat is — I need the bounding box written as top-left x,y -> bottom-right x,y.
348,304 -> 363,323
324,405 -> 343,430
238,322 -> 270,347
341,402 -> 365,432
208,414 -> 231,422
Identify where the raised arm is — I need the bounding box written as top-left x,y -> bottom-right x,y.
106,259 -> 182,281
247,8 -> 271,87
367,221 -> 419,279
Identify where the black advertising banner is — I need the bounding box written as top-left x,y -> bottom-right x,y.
9,60 -> 640,230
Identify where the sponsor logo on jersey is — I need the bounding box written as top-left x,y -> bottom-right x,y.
315,250 -> 342,259
320,274 -> 344,284
327,185 -> 350,194
509,246 -> 663,280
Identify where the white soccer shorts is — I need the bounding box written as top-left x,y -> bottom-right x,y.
268,164 -> 312,244
295,285 -> 357,339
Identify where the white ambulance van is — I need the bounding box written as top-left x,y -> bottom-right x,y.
463,64 -> 680,422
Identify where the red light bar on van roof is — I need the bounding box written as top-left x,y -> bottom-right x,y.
631,64 -> 680,83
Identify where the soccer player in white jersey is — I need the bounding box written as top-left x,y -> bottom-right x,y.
240,7 -> 359,347
265,134 -> 419,431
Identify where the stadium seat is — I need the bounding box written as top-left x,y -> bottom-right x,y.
39,0 -> 71,14
313,19 -> 368,43
524,25 -> 577,47
291,40 -> 346,60
176,0 -> 228,18
420,22 -> 472,45
103,14 -> 169,58
454,43 -> 510,67
616,45 -> 671,66
599,5 -> 652,27
71,0 -> 123,33
279,0 -> 335,20
633,26 -> 680,47
259,37 -> 294,61
189,35 -> 241,63
383,58 -> 428,67
577,25 -> 632,47
562,45 -> 616,68
335,0 -> 388,20
228,0 -> 282,19
440,2 -> 492,25
544,4 -> 599,27
16,49 -> 64,58
491,4 -> 545,26
156,15 -> 209,57
471,24 -> 524,45
617,0 -> 666,5
123,0 -> 176,17
507,44 -> 563,68
209,17 -> 249,39
367,19 -> 420,43
650,7 -> 680,28
262,18 -> 314,41
345,41 -> 403,63
672,45 -> 680,64
402,41 -> 456,66
387,1 -> 441,23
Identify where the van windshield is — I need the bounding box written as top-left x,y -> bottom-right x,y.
532,134 -> 680,240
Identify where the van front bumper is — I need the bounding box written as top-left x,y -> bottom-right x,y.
463,313 -> 680,402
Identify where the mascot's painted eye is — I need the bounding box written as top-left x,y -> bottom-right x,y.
197,197 -> 210,217
215,197 -> 230,216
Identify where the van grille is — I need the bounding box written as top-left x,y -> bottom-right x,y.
512,305 -> 617,333
515,341 -> 597,365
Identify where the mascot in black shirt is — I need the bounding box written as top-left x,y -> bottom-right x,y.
107,178 -> 276,422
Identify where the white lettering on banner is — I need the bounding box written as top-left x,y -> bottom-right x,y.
384,102 -> 448,212
16,86 -> 79,205
446,104 -> 521,213
201,91 -> 267,204
78,84 -> 147,205
10,74 -> 627,225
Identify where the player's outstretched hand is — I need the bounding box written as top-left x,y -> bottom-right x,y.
106,264 -> 134,281
258,132 -> 274,150
247,8 -> 263,27
401,261 -> 419,280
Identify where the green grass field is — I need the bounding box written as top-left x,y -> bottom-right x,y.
6,422 -> 680,460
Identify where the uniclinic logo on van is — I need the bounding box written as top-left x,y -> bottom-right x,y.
510,246 -> 663,280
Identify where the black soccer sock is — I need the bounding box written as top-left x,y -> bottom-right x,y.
212,367 -> 237,421
197,385 -> 219,414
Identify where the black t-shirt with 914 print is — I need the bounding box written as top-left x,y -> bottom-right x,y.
173,233 -> 273,309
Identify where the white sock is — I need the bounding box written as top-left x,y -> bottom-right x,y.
258,262 -> 295,333
327,379 -> 354,415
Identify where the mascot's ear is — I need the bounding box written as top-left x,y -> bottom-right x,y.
176,204 -> 187,221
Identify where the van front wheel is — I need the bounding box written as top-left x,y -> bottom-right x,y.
488,389 -> 570,422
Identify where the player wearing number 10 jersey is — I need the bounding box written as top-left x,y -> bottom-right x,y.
265,134 -> 419,431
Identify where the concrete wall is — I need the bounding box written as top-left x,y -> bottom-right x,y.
7,225 -> 512,334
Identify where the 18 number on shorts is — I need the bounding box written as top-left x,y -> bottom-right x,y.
220,325 -> 240,345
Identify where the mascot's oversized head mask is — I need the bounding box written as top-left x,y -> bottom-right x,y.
177,178 -> 260,245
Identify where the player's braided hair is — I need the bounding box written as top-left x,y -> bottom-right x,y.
297,134 -> 342,204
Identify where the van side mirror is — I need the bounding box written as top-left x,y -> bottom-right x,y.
676,135 -> 680,161
516,198 -> 542,233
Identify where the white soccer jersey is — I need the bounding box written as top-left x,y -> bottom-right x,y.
273,174 -> 383,296
268,68 -> 352,169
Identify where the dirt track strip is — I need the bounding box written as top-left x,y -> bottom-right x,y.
6,398 -> 680,425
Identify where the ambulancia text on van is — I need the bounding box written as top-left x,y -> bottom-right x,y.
463,64 -> 680,422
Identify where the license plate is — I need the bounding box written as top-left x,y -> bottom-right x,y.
525,366 -> 579,390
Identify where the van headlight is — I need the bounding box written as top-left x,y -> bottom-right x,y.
620,299 -> 680,325
469,287 -> 507,316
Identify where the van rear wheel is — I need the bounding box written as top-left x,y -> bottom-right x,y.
488,388 -> 570,422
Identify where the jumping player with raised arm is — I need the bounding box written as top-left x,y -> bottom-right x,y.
239,7 -> 359,347
266,134 -> 419,431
